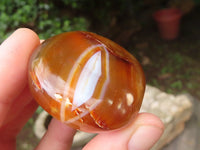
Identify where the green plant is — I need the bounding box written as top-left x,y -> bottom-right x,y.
0,0 -> 38,41
35,106 -> 43,115
194,0 -> 200,4
0,0 -> 89,42
170,80 -> 183,89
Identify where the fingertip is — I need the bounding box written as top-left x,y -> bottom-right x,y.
14,28 -> 40,42
133,113 -> 164,130
48,119 -> 76,140
15,28 -> 38,36
128,125 -> 163,150
0,28 -> 40,64
126,113 -> 164,150
2,28 -> 40,48
36,118 -> 76,150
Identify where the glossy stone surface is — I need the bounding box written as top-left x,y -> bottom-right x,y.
28,31 -> 145,132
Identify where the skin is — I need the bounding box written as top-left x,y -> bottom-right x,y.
0,28 -> 164,150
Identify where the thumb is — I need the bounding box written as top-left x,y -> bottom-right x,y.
84,113 -> 164,150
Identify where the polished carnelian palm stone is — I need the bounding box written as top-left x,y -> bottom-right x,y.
28,31 -> 145,132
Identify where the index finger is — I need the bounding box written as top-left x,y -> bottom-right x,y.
0,28 -> 40,125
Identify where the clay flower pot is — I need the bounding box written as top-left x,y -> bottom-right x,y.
153,8 -> 182,40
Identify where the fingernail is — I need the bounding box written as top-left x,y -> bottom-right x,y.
128,126 -> 163,150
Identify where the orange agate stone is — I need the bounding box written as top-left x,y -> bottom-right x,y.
28,31 -> 145,132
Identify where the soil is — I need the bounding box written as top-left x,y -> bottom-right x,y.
17,6 -> 200,150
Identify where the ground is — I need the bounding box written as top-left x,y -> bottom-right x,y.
127,7 -> 200,99
17,6 -> 200,150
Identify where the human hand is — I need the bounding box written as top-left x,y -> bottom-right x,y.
0,28 -> 164,150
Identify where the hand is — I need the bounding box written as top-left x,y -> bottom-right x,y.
0,28 -> 164,150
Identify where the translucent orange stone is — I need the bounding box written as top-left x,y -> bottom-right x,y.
28,31 -> 145,132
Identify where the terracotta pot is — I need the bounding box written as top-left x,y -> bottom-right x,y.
153,8 -> 182,40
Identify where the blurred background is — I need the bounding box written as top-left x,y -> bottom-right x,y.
0,0 -> 200,149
